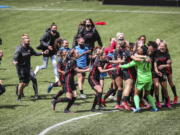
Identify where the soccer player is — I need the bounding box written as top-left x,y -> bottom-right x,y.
88,52 -> 117,111
51,50 -> 90,113
47,39 -> 71,93
120,46 -> 158,112
13,36 -> 48,101
154,41 -> 172,108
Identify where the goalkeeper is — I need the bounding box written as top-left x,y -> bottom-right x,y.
120,46 -> 158,112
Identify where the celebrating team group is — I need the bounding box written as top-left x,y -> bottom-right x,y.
12,18 -> 178,113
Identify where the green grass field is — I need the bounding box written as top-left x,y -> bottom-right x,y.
0,0 -> 180,135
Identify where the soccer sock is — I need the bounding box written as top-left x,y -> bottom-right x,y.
32,80 -> 38,96
147,95 -> 157,109
55,97 -> 70,103
80,90 -> 84,94
123,96 -> 129,102
54,90 -> 65,99
134,95 -> 140,109
92,95 -> 98,109
112,89 -> 117,96
155,95 -> 159,102
161,88 -> 165,102
97,92 -> 103,107
117,90 -> 122,105
150,87 -> 154,96
171,85 -> 177,97
104,88 -> 115,100
53,82 -> 59,87
65,97 -> 76,111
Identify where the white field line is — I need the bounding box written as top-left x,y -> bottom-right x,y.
1,8 -> 180,15
38,113 -> 102,135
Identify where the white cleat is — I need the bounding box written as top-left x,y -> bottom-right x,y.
80,94 -> 87,99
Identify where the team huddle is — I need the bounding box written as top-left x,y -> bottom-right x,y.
11,18 -> 178,113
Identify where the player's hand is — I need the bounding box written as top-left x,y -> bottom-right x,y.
43,50 -> 49,55
48,46 -> 53,51
156,71 -> 162,77
13,61 -> 18,65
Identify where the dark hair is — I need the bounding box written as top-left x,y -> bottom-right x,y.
147,41 -> 158,49
141,46 -> 148,55
138,35 -> 146,41
85,18 -> 95,28
50,22 -> 57,28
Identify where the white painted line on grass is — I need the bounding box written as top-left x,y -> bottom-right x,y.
1,8 -> 180,15
38,113 -> 102,135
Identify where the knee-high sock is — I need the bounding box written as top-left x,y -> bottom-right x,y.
66,97 -> 76,111
171,85 -> 177,97
54,90 -> 65,99
147,95 -> 157,109
117,90 -> 123,105
55,97 -> 70,103
104,89 -> 115,100
92,95 -> 98,109
134,95 -> 140,109
97,93 -> 102,107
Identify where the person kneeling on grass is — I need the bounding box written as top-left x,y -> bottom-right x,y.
119,46 -> 158,112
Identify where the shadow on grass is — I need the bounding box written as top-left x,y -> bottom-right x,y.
4,84 -> 18,87
0,68 -> 7,70
0,104 -> 28,109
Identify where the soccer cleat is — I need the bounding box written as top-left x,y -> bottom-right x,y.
91,108 -> 96,112
156,101 -> 162,108
47,83 -> 53,93
17,95 -> 21,101
151,108 -> 159,112
34,95 -> 40,100
133,108 -> 141,113
166,97 -> 171,108
51,99 -> 56,111
98,105 -> 105,111
101,99 -> 107,107
115,104 -> 124,110
64,109 -> 74,113
108,95 -> 114,100
123,102 -> 131,111
173,96 -> 178,104
80,94 -> 87,99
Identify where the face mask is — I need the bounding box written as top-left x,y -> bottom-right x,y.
86,24 -> 92,27
51,30 -> 57,33
118,38 -> 124,41
79,44 -> 84,46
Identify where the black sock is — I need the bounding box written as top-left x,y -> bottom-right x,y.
92,95 -> 98,109
32,80 -> 38,96
171,85 -> 177,97
80,90 -> 84,94
65,97 -> 76,111
104,88 -> 115,100
53,82 -> 59,87
97,93 -> 102,107
112,90 -> 117,96
165,97 -> 168,104
117,90 -> 122,105
54,90 -> 65,99
55,97 -> 70,103
155,95 -> 159,102
161,88 -> 165,102
123,96 -> 129,102
150,87 -> 154,96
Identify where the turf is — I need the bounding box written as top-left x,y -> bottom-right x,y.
0,0 -> 180,135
